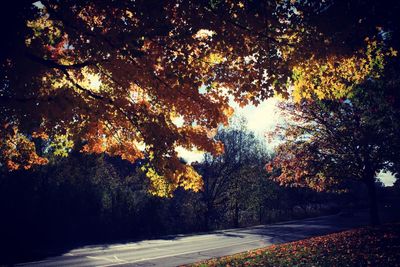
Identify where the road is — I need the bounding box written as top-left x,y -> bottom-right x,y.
18,211 -> 369,267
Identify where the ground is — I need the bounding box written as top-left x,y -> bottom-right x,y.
188,223 -> 400,267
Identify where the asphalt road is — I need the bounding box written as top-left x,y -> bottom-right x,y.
18,211 -> 370,267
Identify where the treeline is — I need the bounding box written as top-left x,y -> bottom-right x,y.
0,121 -> 351,263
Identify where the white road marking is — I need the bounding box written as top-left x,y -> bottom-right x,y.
86,255 -> 118,263
113,255 -> 126,263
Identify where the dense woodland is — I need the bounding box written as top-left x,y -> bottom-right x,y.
1,0 -> 400,264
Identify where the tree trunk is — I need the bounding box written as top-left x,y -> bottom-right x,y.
233,200 -> 239,228
365,177 -> 380,226
204,202 -> 211,231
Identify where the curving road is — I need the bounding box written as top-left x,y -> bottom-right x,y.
18,211 -> 370,267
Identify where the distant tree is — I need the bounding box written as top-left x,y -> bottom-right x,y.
195,116 -> 270,229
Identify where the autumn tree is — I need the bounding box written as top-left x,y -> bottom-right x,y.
1,0 -> 320,196
267,71 -> 400,225
264,0 -> 400,226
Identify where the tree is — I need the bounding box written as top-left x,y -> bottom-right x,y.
266,1 -> 400,224
267,75 -> 400,225
195,116 -> 269,229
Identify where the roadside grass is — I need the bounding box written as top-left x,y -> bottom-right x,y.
188,223 -> 400,267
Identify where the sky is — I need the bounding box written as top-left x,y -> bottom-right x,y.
230,97 -> 282,137
378,171 -> 396,186
176,97 -> 282,164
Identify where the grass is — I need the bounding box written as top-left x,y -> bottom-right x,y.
187,223 -> 400,267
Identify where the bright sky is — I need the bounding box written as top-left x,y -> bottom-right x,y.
229,97 -> 282,138
177,98 -> 281,163
377,171 -> 396,186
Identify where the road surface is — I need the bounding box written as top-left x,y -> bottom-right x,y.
18,211 -> 369,267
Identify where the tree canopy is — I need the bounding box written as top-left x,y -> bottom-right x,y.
1,0 -> 309,196
1,0 -> 399,196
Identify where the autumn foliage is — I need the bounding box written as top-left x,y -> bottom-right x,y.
1,0 -> 399,196
189,223 -> 400,267
0,0 -> 317,196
